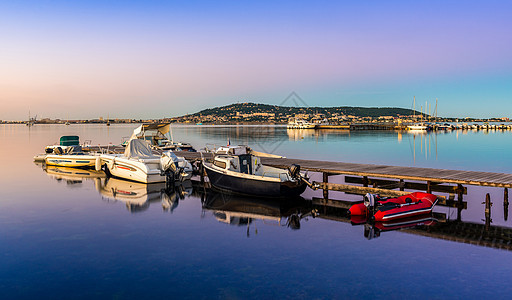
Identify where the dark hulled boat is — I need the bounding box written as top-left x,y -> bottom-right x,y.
202,146 -> 308,198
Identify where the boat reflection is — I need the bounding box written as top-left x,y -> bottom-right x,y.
38,163 -> 106,185
96,177 -> 192,213
350,214 -> 438,240
202,191 -> 317,235
286,128 -> 350,141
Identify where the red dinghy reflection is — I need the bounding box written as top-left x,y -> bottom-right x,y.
360,215 -> 438,240
349,192 -> 438,221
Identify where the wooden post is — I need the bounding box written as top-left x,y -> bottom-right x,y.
199,161 -> 205,185
484,193 -> 492,231
399,179 -> 404,191
362,176 -> 369,187
427,181 -> 432,194
457,184 -> 464,221
323,172 -> 329,199
504,188 -> 509,221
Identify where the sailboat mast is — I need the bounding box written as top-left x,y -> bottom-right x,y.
413,96 -> 416,120
435,98 -> 438,122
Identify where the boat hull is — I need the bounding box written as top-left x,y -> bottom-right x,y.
101,156 -> 164,184
101,155 -> 193,184
44,154 -> 97,168
204,164 -> 307,198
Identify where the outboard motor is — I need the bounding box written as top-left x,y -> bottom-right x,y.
160,151 -> 180,190
364,223 -> 380,240
288,164 -> 301,180
363,193 -> 376,209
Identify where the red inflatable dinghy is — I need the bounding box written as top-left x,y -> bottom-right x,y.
349,192 -> 438,221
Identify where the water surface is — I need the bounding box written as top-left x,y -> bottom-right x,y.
1,124 -> 512,299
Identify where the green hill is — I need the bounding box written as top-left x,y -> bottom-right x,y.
191,102 -> 421,118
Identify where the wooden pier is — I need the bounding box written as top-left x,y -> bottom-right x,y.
177,151 -> 512,188
177,151 -> 512,214
86,144 -> 511,209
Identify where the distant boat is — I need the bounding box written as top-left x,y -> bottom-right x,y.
26,111 -> 36,126
407,124 -> 428,131
407,96 -> 428,131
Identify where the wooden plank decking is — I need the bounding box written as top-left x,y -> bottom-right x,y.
175,151 -> 512,188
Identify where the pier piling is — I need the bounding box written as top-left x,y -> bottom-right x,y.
484,193 -> 492,231
323,173 -> 329,199
505,188 -> 509,221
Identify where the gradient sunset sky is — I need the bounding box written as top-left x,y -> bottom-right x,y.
1,0 -> 511,120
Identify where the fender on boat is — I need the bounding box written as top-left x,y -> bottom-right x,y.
95,157 -> 102,171
349,203 -> 368,216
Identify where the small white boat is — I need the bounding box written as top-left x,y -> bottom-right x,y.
98,139 -> 192,184
34,135 -> 98,168
407,124 -> 428,131
287,118 -> 316,129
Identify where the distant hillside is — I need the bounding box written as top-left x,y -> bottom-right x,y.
190,102 -> 421,118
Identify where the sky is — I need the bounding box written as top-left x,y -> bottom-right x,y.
0,0 -> 511,120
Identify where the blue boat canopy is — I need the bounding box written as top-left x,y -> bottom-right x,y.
59,135 -> 80,146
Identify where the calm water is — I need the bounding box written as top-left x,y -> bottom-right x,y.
2,124 -> 512,299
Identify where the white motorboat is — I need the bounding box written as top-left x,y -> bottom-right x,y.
128,123 -> 196,152
98,139 -> 193,184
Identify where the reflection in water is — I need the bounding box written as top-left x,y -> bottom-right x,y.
34,161 -> 512,249
38,163 -> 192,213
351,214 -> 438,240
38,162 -> 106,185
202,191 -> 317,235
96,177 -> 193,213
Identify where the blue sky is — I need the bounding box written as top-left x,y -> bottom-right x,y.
0,0 -> 510,120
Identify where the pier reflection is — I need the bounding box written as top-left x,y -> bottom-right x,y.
314,201 -> 512,249
200,189 -> 512,249
34,163 -> 512,250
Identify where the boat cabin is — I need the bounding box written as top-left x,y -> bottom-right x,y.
130,123 -> 195,151
212,153 -> 294,181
